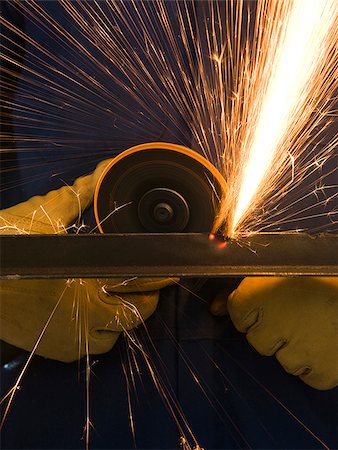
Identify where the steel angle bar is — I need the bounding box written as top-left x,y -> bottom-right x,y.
0,233 -> 337,279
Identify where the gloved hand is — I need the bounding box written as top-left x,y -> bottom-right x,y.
0,159 -> 111,234
0,161 -> 176,362
213,277 -> 338,390
0,277 -> 174,362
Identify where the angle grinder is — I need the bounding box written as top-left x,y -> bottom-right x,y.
94,142 -> 226,234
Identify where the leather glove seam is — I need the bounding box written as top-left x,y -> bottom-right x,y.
270,337 -> 288,355
294,366 -> 312,376
241,306 -> 263,332
98,289 -> 124,305
283,364 -> 312,376
89,327 -> 120,340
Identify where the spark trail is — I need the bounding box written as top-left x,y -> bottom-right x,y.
223,0 -> 338,237
1,0 -> 337,236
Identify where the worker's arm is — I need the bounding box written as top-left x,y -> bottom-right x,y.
213,277 -> 338,390
0,160 -> 175,362
0,159 -> 111,234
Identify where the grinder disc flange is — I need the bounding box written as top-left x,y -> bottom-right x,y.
94,142 -> 226,233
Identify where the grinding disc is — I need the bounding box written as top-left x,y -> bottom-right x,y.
94,142 -> 226,233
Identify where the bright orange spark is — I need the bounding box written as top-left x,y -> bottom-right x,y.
227,0 -> 337,237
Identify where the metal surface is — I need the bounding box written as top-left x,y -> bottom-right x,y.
0,233 -> 337,279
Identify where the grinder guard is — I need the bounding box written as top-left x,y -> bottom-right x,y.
94,143 -> 226,234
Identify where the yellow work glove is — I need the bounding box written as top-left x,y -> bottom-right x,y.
0,161 -> 175,362
0,277 -> 173,362
0,159 -> 111,234
214,277 -> 338,390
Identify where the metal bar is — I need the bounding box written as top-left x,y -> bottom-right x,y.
0,233 -> 337,279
